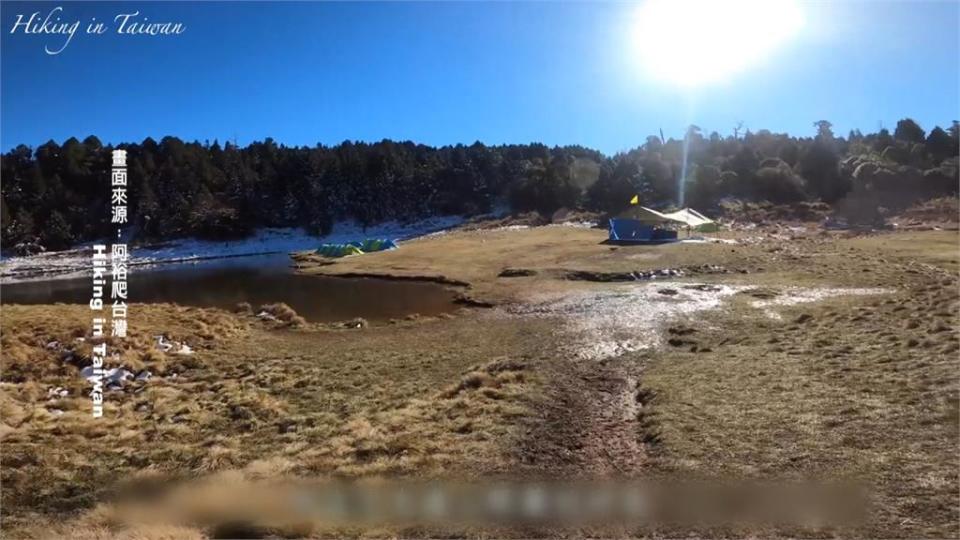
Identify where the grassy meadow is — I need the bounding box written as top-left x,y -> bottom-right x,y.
1,226 -> 957,538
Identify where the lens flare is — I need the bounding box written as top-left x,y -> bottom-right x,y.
631,0 -> 804,88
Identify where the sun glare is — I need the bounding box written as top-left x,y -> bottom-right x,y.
631,0 -> 804,88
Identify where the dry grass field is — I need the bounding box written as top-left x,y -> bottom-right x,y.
2,225 -> 957,538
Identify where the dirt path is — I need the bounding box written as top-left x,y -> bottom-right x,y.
511,350 -> 649,478
502,281 -> 748,479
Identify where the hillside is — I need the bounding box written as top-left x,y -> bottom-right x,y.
2,119 -> 957,253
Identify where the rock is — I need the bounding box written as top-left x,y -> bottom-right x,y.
498,268 -> 537,278
657,288 -> 678,296
334,317 -> 368,329
683,284 -> 722,292
668,326 -> 696,336
565,270 -> 636,282
453,296 -> 495,308
794,313 -> 813,324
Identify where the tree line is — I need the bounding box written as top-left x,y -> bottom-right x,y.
2,118 -> 957,250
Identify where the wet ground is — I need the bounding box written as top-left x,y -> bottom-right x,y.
506,282 -> 891,360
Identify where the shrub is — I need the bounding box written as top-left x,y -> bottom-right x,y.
256,303 -> 306,327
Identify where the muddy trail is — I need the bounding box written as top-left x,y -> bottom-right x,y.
503,279 -> 897,481
512,351 -> 651,478
503,283 -> 746,477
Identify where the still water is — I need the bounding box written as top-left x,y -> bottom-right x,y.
0,254 -> 459,323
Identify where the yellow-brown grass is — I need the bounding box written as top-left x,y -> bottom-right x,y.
2,297 -> 547,537
3,226 -> 958,538
256,302 -> 307,327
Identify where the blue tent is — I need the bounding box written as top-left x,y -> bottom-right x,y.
608,218 -> 678,244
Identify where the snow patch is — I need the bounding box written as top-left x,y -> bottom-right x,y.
1,215 -> 464,283
751,287 -> 891,319
155,335 -> 193,355
509,282 -> 745,361
680,236 -> 738,244
506,283 -> 891,360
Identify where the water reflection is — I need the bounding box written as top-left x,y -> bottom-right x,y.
1,254 -> 458,323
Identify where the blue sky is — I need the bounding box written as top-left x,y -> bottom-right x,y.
2,1 -> 958,155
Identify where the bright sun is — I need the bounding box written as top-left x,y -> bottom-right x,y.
631,0 -> 804,88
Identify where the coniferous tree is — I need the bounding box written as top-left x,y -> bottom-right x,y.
3,122 -> 958,250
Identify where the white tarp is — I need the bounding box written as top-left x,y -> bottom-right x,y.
618,206 -> 716,228
629,206 -> 674,223
661,208 -> 715,228
630,207 -> 715,227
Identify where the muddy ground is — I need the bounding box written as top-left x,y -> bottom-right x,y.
1,225 -> 957,538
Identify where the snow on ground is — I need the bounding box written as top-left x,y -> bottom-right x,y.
0,216 -> 464,283
506,282 -> 892,360
508,282 -> 746,361
750,287 -> 891,320
679,236 -> 738,244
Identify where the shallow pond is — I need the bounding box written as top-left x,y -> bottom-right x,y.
0,254 -> 459,323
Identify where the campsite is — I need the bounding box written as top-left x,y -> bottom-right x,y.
2,1 -> 959,538
608,205 -> 718,244
2,205 -> 958,538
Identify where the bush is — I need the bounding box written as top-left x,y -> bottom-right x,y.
256,303 -> 306,327
752,166 -> 807,204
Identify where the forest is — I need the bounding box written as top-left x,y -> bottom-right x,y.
1,118 -> 957,251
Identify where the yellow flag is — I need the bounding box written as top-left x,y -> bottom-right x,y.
629,195 -> 639,205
